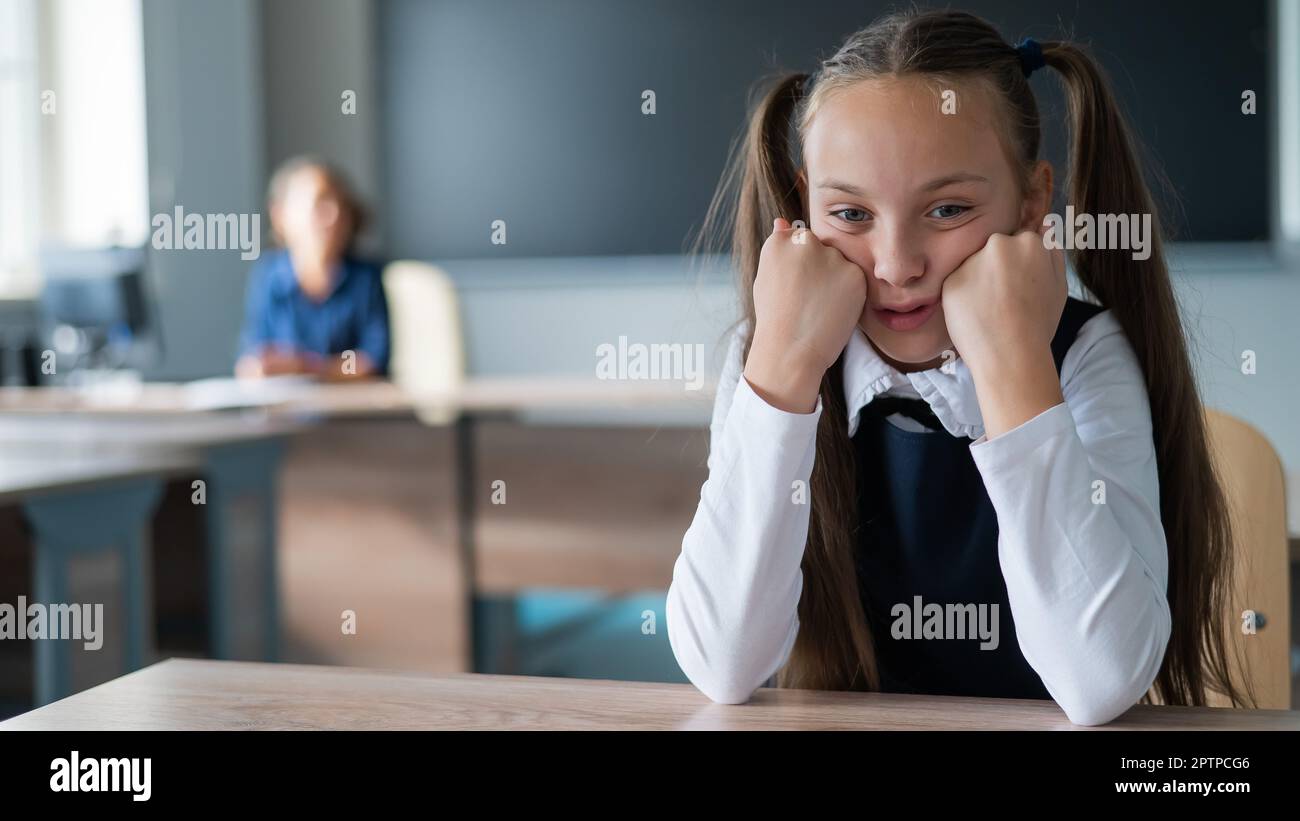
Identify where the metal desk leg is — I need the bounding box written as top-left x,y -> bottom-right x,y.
202,437 -> 286,662
455,413 -> 483,672
24,478 -> 164,706
455,412 -> 523,674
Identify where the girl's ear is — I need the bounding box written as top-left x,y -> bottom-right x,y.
1019,160 -> 1054,232
796,168 -> 808,219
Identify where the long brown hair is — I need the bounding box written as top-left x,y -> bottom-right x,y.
693,8 -> 1252,707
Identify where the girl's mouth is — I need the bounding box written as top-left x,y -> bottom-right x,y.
873,300 -> 938,332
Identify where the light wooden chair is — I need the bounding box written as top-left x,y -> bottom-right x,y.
1202,409 -> 1291,709
382,260 -> 466,424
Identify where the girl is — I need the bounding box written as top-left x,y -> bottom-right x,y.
236,156 -> 390,380
666,9 -> 1250,725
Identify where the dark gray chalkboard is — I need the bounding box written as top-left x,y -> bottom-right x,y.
379,0 -> 1271,259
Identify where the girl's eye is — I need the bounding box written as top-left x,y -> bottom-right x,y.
832,208 -> 870,223
929,204 -> 968,220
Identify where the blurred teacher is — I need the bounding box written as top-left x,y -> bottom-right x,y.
236,156 -> 389,379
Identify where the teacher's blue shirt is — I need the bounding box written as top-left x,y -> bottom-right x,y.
238,249 -> 390,374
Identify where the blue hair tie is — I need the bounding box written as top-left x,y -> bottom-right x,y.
1015,37 -> 1045,78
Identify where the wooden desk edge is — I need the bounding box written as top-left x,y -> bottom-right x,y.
3,658 -> 1297,731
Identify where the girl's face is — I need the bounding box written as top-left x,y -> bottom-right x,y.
801,75 -> 1048,371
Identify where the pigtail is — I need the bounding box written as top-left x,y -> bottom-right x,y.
695,72 -> 810,360
693,70 -> 880,692
1042,42 -> 1254,709
781,348 -> 882,693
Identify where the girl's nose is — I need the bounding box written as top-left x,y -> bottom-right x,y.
871,226 -> 925,287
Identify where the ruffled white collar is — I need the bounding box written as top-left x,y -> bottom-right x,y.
841,327 -> 985,440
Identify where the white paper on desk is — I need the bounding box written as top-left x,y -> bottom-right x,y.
182,375 -> 317,411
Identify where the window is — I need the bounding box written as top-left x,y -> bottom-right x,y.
0,0 -> 41,296
0,0 -> 149,298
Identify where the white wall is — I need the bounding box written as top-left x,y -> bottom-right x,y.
1166,256 -> 1300,532
441,254 -> 736,429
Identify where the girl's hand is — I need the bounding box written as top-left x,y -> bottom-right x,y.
743,217 -> 867,414
941,229 -> 1068,438
941,229 -> 1067,379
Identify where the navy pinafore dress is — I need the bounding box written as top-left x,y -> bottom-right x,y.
852,297 -> 1104,700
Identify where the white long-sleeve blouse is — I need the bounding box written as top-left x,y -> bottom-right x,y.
666,310 -> 1171,726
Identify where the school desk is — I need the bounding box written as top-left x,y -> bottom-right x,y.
0,378 -> 712,676
0,414 -> 299,704
2,657 -> 1296,731
160,377 -> 709,673
0,452 -> 187,705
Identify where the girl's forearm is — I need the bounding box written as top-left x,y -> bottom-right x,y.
743,331 -> 826,415
967,344 -> 1064,440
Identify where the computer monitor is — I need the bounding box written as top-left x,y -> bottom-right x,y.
38,246 -> 158,374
